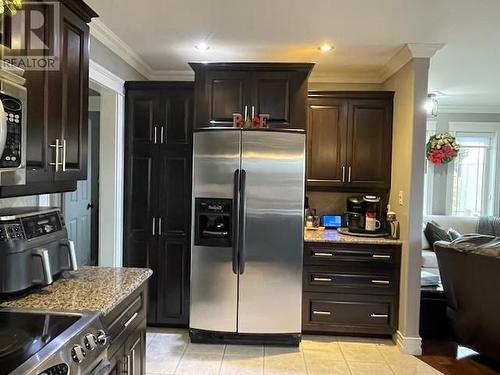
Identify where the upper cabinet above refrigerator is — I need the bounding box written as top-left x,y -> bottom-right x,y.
190,63 -> 314,129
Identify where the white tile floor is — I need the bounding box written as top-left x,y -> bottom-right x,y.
146,329 -> 443,375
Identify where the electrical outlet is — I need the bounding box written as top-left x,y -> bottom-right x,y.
398,191 -> 404,206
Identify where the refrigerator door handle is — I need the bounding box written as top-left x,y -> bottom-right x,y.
232,169 -> 240,275
238,169 -> 247,275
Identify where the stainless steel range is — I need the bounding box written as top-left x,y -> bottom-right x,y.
0,309 -> 110,375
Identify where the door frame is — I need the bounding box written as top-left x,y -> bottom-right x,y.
89,60 -> 125,267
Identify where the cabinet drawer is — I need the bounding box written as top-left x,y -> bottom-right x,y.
303,267 -> 395,295
108,294 -> 144,343
310,300 -> 390,327
304,243 -> 398,267
302,292 -> 397,335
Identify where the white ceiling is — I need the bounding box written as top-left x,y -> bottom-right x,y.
86,0 -> 500,108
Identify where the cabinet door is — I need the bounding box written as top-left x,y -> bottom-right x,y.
125,326 -> 146,375
251,71 -> 293,128
124,91 -> 161,324
307,99 -> 348,188
346,100 -> 393,190
54,5 -> 90,181
200,70 -> 251,127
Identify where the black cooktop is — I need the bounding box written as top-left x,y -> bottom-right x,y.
0,311 -> 79,374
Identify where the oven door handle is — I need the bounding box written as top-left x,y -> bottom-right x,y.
0,100 -> 7,158
31,248 -> 53,285
60,239 -> 78,271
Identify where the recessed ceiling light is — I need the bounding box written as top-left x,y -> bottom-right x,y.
319,44 -> 334,53
195,42 -> 210,51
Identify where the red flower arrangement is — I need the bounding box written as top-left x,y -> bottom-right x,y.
426,133 -> 460,165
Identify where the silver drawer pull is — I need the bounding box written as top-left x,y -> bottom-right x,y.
313,252 -> 333,257
372,254 -> 391,259
313,310 -> 331,316
371,280 -> 390,285
313,277 -> 332,282
370,313 -> 389,319
124,312 -> 139,328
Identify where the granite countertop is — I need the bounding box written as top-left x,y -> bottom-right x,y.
304,229 -> 402,245
0,266 -> 152,315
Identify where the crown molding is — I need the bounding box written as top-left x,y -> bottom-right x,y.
87,23 -> 446,85
89,59 -> 125,96
379,43 -> 445,83
438,104 -> 500,114
149,70 -> 195,81
89,19 -> 152,79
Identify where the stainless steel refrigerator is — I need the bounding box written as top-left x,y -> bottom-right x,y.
190,128 -> 305,345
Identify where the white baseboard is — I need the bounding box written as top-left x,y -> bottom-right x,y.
394,330 -> 422,355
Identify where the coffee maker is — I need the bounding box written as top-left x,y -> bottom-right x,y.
345,195 -> 383,234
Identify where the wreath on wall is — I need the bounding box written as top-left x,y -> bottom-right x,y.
0,0 -> 22,15
426,133 -> 460,165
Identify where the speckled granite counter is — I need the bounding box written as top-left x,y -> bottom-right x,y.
0,266 -> 152,315
304,229 -> 402,245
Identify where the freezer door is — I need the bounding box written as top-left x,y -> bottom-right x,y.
238,130 -> 305,334
190,129 -> 241,332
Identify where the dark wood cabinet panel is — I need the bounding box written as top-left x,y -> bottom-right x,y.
347,100 -> 393,189
303,241 -> 400,336
156,239 -> 190,325
203,71 -> 250,127
124,82 -> 193,327
190,63 -> 313,129
306,92 -> 394,192
307,100 -> 348,187
55,5 -> 90,181
0,0 -> 97,197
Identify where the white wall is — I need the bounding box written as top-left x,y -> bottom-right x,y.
383,58 -> 430,355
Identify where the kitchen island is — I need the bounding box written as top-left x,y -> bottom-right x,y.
303,229 -> 402,337
1,266 -> 152,375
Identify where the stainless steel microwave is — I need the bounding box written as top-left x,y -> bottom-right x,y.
0,61 -> 26,185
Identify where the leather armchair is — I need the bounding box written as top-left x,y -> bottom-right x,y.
435,235 -> 500,361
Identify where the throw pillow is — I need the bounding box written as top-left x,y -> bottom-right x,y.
424,221 -> 451,250
448,228 -> 462,241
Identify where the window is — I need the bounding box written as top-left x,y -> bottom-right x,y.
447,132 -> 496,216
424,121 -> 500,217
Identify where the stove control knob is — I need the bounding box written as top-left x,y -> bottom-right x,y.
84,333 -> 98,351
96,330 -> 108,346
71,344 -> 86,363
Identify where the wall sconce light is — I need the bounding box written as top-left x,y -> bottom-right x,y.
425,94 -> 438,117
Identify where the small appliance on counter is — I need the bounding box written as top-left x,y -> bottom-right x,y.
344,195 -> 387,236
0,207 -> 77,296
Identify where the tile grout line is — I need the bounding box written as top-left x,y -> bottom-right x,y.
171,339 -> 189,375
217,345 -> 227,375
374,345 -> 397,375
337,341 -> 354,375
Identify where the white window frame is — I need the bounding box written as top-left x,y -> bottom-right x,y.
447,122 -> 500,217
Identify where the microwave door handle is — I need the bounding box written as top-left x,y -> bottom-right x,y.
31,248 -> 53,285
0,100 -> 7,157
232,169 -> 240,275
60,239 -> 78,271
238,169 -> 247,275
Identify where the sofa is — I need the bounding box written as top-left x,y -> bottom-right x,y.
435,236 -> 500,361
421,215 -> 479,281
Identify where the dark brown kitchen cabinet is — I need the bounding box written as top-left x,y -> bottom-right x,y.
307,92 -> 394,192
0,0 -> 96,198
124,82 -> 193,327
303,241 -> 401,336
190,63 -> 313,129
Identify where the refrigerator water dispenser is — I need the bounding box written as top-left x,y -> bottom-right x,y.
194,198 -> 232,247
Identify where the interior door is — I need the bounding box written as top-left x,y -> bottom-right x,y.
238,130 -> 305,334
63,119 -> 92,266
190,129 -> 241,332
